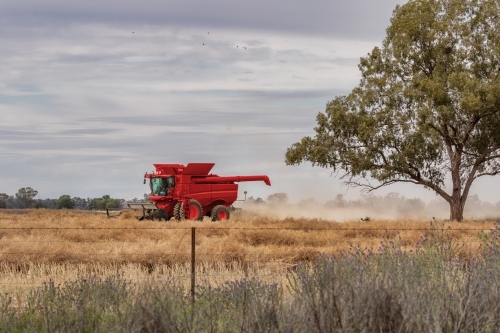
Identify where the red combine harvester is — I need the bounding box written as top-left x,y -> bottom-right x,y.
127,163 -> 271,221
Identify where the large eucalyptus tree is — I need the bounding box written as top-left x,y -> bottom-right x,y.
286,0 -> 500,221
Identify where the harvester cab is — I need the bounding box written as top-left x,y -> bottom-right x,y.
150,176 -> 175,196
127,163 -> 270,222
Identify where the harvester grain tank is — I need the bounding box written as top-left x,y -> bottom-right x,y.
127,163 -> 271,221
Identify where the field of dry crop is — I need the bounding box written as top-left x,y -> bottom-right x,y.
0,209 -> 496,291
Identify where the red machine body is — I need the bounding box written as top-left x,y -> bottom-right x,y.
138,163 -> 270,221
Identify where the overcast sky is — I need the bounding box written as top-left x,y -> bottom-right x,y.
2,0 -> 498,204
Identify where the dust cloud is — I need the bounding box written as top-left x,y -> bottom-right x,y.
234,193 -> 500,221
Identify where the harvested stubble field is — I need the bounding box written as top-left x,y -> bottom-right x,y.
0,208 -> 495,290
2,209 -> 500,331
0,209 -> 493,264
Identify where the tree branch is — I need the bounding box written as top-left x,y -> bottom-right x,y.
475,170 -> 500,178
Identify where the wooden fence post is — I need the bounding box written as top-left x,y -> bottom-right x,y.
191,227 -> 196,304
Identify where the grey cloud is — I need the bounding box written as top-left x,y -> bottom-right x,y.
0,94 -> 55,105
0,130 -> 39,138
172,88 -> 345,100
0,0 -> 404,41
0,125 -> 121,138
56,128 -> 122,135
54,54 -> 116,64
330,57 -> 361,67
80,111 -> 315,130
0,31 -> 280,90
311,57 -> 362,70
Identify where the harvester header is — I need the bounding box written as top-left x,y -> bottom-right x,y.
128,163 -> 271,222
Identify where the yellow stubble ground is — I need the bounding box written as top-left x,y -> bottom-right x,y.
0,209 -> 495,292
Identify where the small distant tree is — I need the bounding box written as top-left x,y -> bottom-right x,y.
267,193 -> 289,204
15,187 -> 38,208
332,194 -> 347,208
247,196 -> 265,204
34,201 -> 46,209
0,193 -> 7,209
105,201 -> 121,209
38,198 -> 58,209
57,195 -> 75,209
89,195 -> 122,210
71,197 -> 89,210
129,194 -> 149,203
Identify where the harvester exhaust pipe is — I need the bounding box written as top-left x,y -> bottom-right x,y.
236,190 -> 248,202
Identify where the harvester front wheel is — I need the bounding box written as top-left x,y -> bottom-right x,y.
174,202 -> 183,221
211,205 -> 230,221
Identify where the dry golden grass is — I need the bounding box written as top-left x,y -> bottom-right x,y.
0,208 -> 495,291
0,209 -> 494,264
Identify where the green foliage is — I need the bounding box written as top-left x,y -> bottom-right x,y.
0,193 -> 6,209
416,220 -> 463,261
33,202 -> 46,209
195,278 -> 282,332
89,195 -> 122,210
57,195 -> 75,209
15,187 -> 38,208
0,273 -> 131,332
286,0 -> 500,221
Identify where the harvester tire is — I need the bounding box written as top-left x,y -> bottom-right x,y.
174,200 -> 203,221
211,205 -> 230,221
187,199 -> 203,221
174,202 -> 183,221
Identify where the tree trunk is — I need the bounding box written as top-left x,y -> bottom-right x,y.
449,148 -> 463,221
449,197 -> 464,221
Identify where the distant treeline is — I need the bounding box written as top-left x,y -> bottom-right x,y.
0,194 -> 128,210
0,188 -> 149,210
2,188 -> 498,218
